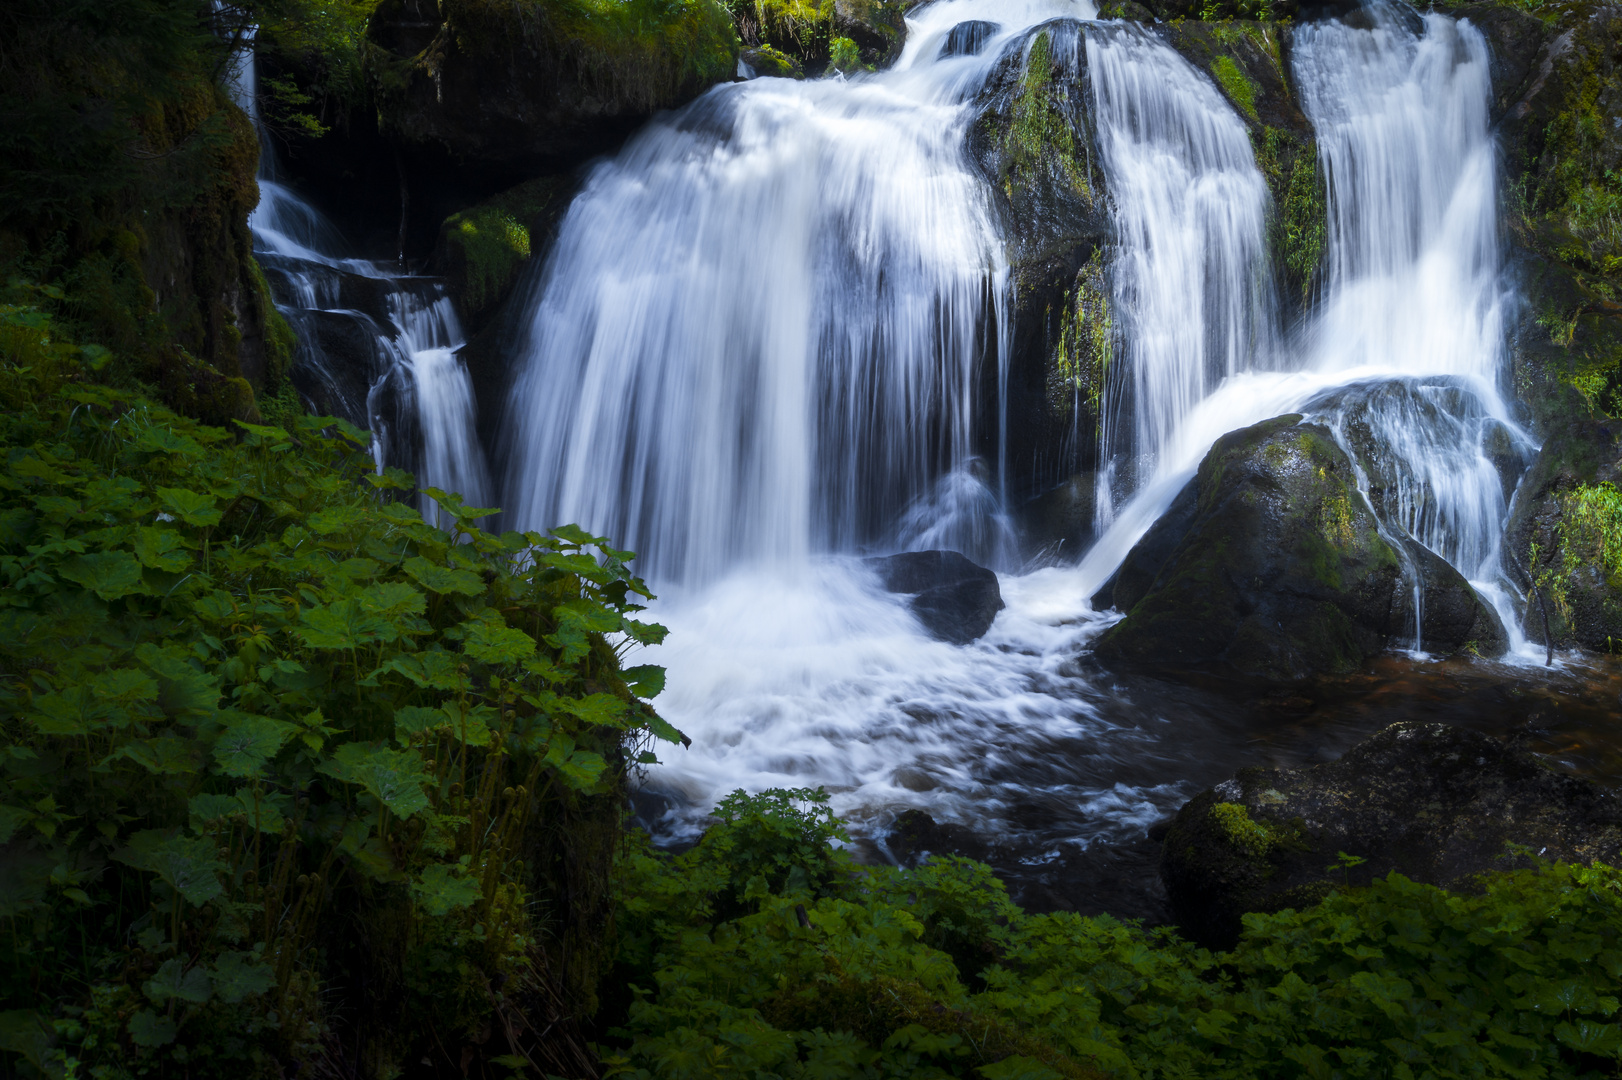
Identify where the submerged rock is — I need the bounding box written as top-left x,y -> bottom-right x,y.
867,550 -> 1005,644
1161,722 -> 1622,948
1093,414 -> 1505,682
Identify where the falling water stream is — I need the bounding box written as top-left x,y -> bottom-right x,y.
244,0 -> 1613,908
489,0 -> 1577,875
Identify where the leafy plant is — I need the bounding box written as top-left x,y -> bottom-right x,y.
609,789 -> 1622,1080
0,293 -> 680,1077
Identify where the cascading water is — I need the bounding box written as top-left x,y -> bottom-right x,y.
231,47 -> 491,514
491,0 -> 1547,868
1086,23 -> 1279,523
499,0 -> 1105,582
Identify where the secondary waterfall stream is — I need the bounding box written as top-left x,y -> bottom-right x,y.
489,0 -> 1555,861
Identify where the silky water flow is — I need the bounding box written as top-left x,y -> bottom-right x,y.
494,0 -> 1538,857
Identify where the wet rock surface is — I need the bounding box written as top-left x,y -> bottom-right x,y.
866,551 -> 1005,644
1096,415 -> 1506,682
1505,418 -> 1622,650
968,21 -> 1111,514
1161,721 -> 1622,949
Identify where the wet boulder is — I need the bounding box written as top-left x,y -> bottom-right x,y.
1161,722 -> 1622,948
1093,414 -> 1505,683
833,0 -> 909,68
867,550 -> 1005,645
968,21 -> 1112,520
940,20 -> 1000,58
366,0 -> 737,172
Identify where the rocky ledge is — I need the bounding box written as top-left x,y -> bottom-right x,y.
1161,721 -> 1622,948
867,550 -> 1005,644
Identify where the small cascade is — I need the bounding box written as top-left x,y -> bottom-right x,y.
1086,22 -> 1278,524
501,0 -> 1098,584
231,44 -> 490,512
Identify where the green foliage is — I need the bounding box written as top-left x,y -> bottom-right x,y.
1001,32 -> 1090,204
1209,56 -> 1257,122
828,36 -> 864,74
0,296 -> 678,1076
610,789 -> 1622,1080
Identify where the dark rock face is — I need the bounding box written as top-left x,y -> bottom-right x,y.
1093,415 -> 1505,682
833,0 -> 909,68
1161,721 -> 1622,948
968,21 -> 1111,531
366,0 -> 736,173
1504,419 -> 1622,650
940,21 -> 1000,58
867,551 -> 1005,644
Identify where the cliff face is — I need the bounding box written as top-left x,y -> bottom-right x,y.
0,3 -> 288,427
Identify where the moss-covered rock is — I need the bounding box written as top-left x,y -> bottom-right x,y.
1162,721 -> 1622,948
366,0 -> 738,172
739,43 -> 807,77
1093,415 -> 1505,682
432,173 -> 578,331
968,22 -> 1113,537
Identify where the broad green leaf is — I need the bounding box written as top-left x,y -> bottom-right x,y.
401,555 -> 485,597
127,1009 -> 177,1048
57,550 -> 146,599
212,714 -> 297,778
0,1009 -> 57,1073
115,831 -> 224,906
211,951 -> 275,1003
977,1055 -> 1064,1080
319,743 -> 431,818
143,958 -> 212,1005
134,644 -> 221,717
376,650 -> 471,692
232,419 -> 291,445
30,687 -> 109,736
109,737 -> 198,776
622,664 -> 666,699
411,863 -> 483,917
462,619 -> 536,665
0,806 -> 28,845
188,793 -> 242,829
298,599 -> 388,651
156,487 -> 222,527
357,581 -> 427,618
91,668 -> 159,704
131,527 -> 191,572
645,711 -> 690,748
307,506 -> 365,535
558,693 -> 628,728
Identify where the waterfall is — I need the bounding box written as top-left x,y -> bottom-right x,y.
231,45 -> 491,515
1086,23 -> 1278,524
501,0 -> 1098,584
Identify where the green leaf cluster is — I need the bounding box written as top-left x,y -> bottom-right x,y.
0,301 -> 679,1076
610,789 -> 1622,1079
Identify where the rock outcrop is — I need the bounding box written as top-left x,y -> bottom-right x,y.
867,551 -> 1005,644
967,21 -> 1112,544
1093,415 -> 1506,682
1161,722 -> 1622,948
366,0 -> 737,173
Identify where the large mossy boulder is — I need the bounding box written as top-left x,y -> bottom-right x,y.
366,0 -> 737,172
1161,722 -> 1622,948
1093,415 -> 1505,682
968,21 -> 1112,535
431,174 -> 579,332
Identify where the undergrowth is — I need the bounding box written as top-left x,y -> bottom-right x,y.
0,287 -> 680,1078
608,789 -> 1622,1079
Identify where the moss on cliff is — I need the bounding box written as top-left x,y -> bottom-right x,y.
1003,32 -> 1092,204
1048,249 -> 1112,422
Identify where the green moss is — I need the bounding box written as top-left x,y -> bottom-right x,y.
439,175 -> 571,320
1005,32 -> 1090,203
1048,248 -> 1112,420
1253,126 -> 1326,306
1210,55 -> 1257,122
1210,802 -> 1275,858
829,35 -> 863,73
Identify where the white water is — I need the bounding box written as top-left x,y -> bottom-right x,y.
236,46 -> 492,515
1087,23 -> 1278,524
502,0 -> 1102,583
496,0 -> 1544,845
